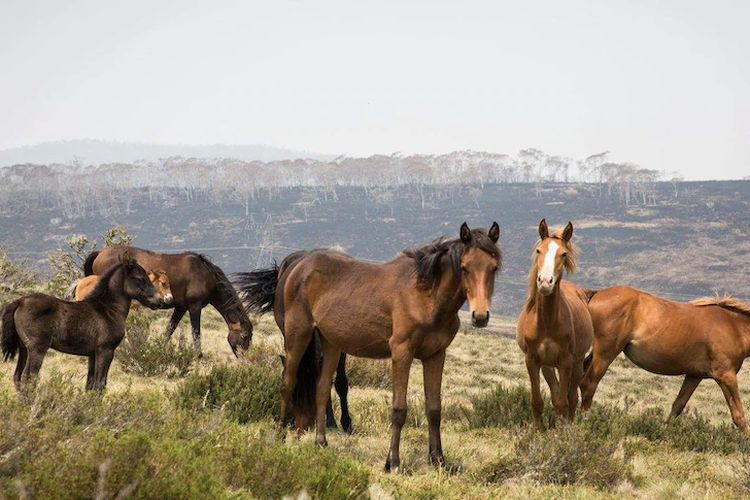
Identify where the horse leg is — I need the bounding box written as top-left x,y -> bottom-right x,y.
314,340 -> 341,447
165,306 -> 187,338
22,345 -> 48,389
423,348 -> 447,467
554,356 -> 573,420
85,355 -> 96,391
188,305 -> 203,357
13,345 -> 27,391
567,360 -> 585,420
669,375 -> 701,418
385,344 -> 414,473
93,348 -> 115,391
525,354 -> 545,429
714,371 -> 749,434
325,396 -> 337,429
335,353 -> 353,433
580,340 -> 624,410
542,366 -> 560,402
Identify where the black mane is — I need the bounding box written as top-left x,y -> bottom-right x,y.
83,263 -> 123,303
192,253 -> 251,326
404,228 -> 502,290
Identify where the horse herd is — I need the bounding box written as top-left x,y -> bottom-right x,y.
2,220 -> 750,472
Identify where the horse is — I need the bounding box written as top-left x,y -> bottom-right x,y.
516,219 -> 593,427
1,254 -> 161,391
67,269 -> 173,309
238,222 -> 501,473
580,288 -> 750,434
84,247 -> 252,357
238,251 -> 353,433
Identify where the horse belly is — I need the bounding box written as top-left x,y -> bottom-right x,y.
623,341 -> 705,376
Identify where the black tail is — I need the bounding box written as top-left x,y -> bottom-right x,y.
235,263 -> 280,315
292,330 -> 322,424
83,250 -> 99,276
1,300 -> 21,361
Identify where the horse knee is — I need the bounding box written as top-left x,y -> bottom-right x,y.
391,407 -> 407,429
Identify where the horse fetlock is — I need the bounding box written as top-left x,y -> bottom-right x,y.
391,407 -> 407,428
429,450 -> 446,467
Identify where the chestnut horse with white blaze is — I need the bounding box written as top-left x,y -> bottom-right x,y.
580,288 -> 750,434
238,223 -> 501,473
517,219 -> 593,426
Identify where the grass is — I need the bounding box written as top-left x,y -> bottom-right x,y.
2,309 -> 750,498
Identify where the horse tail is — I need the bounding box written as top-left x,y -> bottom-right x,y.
1,300 -> 21,361
235,262 -> 281,315
293,329 -> 321,425
83,250 -> 99,276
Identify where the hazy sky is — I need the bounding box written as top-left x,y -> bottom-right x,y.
1,1 -> 748,179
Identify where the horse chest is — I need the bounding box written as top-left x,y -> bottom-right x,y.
529,338 -> 562,366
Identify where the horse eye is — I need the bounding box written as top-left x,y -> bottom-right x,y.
461,266 -> 469,273
561,252 -> 569,257
535,249 -> 541,254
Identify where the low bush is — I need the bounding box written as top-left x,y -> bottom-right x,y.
468,384 -> 555,429
117,312 -> 197,378
173,363 -> 281,423
483,424 -> 632,489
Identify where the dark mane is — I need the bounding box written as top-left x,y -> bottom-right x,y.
192,254 -> 251,326
83,263 -> 123,303
403,229 -> 502,290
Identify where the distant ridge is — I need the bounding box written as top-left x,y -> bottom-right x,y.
0,139 -> 334,166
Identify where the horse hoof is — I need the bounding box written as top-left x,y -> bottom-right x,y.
341,417 -> 353,434
315,438 -> 328,448
384,458 -> 400,473
429,452 -> 446,467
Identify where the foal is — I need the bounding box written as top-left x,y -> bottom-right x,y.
1,255 -> 161,391
517,219 -> 593,426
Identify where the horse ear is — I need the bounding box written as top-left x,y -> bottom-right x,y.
538,219 -> 549,240
460,222 -> 472,244
562,222 -> 574,242
488,222 -> 500,243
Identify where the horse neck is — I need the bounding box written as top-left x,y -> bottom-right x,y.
211,288 -> 244,326
534,282 -> 564,332
99,267 -> 132,318
431,263 -> 466,319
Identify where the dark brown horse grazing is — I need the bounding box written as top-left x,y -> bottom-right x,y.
84,247 -> 252,356
1,255 -> 161,391
580,288 -> 750,434
517,220 -> 593,426
239,223 -> 501,473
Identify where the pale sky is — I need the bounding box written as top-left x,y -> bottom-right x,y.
1,1 -> 748,179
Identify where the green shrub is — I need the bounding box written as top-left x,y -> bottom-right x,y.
484,424 -> 632,489
217,433 -> 370,499
173,363 -> 281,423
117,311 -> 197,378
468,384 -> 555,429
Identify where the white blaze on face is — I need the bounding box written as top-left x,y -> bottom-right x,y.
539,241 -> 559,283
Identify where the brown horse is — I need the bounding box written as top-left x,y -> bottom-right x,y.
68,269 -> 173,308
239,223 -> 501,472
580,288 -> 750,434
1,255 -> 161,390
517,219 -> 593,426
84,247 -> 252,356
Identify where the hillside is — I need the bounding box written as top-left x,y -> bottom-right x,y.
1,179 -> 748,316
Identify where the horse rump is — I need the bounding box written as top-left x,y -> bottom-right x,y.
1,300 -> 21,361
235,262 -> 280,314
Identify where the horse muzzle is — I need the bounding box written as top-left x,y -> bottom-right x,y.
471,310 -> 490,328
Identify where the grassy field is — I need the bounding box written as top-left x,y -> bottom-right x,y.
2,306 -> 750,499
